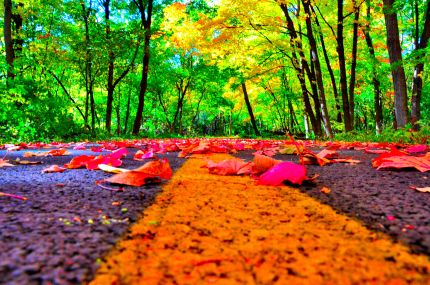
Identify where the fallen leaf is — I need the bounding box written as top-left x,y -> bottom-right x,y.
257,161 -> 308,186
14,159 -> 42,165
104,158 -> 172,186
86,155 -> 123,170
203,158 -> 252,175
42,165 -> 66,173
320,187 -> 331,194
0,159 -> 14,167
134,150 -> 155,160
372,148 -> 408,168
64,155 -> 96,169
409,185 -> 430,193
47,148 -> 70,156
331,158 -> 361,164
377,156 -> 430,172
98,164 -> 128,174
252,154 -> 281,174
110,147 -> 128,159
405,145 -> 428,154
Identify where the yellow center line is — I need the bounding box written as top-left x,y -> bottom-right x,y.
90,154 -> 430,284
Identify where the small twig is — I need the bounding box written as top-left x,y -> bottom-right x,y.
0,192 -> 28,201
96,180 -> 124,192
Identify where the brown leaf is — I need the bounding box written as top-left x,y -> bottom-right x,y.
252,154 -> 281,174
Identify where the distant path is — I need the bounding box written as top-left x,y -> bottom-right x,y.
90,153 -> 430,284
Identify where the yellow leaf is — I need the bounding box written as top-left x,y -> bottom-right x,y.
98,164 -> 129,174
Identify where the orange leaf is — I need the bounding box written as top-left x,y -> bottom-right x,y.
377,156 -> 430,172
0,159 -> 14,167
42,165 -> 66,173
320,187 -> 331,194
104,159 -> 172,186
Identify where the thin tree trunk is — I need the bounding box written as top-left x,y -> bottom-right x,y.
311,4 -> 342,123
302,0 -> 333,138
383,0 -> 409,128
104,0 -> 115,134
280,3 -> 322,136
123,88 -> 132,134
241,82 -> 260,136
411,0 -> 430,129
81,1 -> 96,136
337,0 -> 353,131
363,0 -> 383,134
4,0 -> 14,80
348,0 -> 360,127
132,0 -> 153,135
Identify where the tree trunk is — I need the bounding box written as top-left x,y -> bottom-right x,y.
311,4 -> 342,123
337,0 -> 353,131
132,0 -> 153,135
123,88 -> 132,134
81,1 -> 96,137
363,0 -> 383,134
171,79 -> 190,133
302,0 -> 333,138
348,1 -> 360,127
4,0 -> 14,80
411,0 -> 430,129
104,0 -> 115,134
241,82 -> 260,136
279,3 -> 322,136
383,0 -> 409,128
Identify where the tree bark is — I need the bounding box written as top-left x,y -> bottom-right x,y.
311,4 -> 342,123
337,0 -> 353,131
132,0 -> 153,135
383,0 -> 409,128
302,0 -> 333,138
241,82 -> 260,136
411,0 -> 430,128
348,0 -> 360,127
103,0 -> 115,134
4,0 -> 14,80
363,0 -> 383,134
81,1 -> 96,136
279,3 -> 322,136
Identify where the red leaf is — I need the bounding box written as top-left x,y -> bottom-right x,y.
104,158 -> 172,186
203,158 -> 252,175
377,156 -> 430,172
134,150 -> 155,160
372,148 -> 408,168
405,145 -> 428,154
110,147 -> 128,159
64,155 -> 95,169
257,161 -> 307,186
85,155 -> 123,170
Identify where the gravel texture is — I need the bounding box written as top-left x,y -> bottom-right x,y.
0,148 -> 185,285
235,149 -> 430,255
